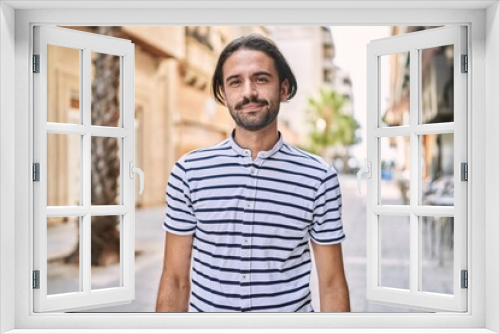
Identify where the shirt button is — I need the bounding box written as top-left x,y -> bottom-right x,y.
246,202 -> 251,208
244,150 -> 250,156
242,275 -> 247,280
250,168 -> 255,175
244,238 -> 249,243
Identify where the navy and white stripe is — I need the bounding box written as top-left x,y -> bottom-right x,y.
163,131 -> 345,312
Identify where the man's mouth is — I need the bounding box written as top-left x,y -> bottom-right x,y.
238,100 -> 267,111
241,103 -> 264,110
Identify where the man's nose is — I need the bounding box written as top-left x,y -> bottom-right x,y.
243,81 -> 258,98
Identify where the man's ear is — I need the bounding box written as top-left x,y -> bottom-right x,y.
280,79 -> 290,102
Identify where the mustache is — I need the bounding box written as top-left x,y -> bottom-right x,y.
235,97 -> 268,110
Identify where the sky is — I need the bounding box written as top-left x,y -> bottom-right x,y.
330,26 -> 392,165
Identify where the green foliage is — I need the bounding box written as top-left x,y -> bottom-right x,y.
305,86 -> 360,158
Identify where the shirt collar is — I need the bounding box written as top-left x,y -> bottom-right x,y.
228,129 -> 284,159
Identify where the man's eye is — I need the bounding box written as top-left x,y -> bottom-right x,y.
229,80 -> 240,86
256,77 -> 268,83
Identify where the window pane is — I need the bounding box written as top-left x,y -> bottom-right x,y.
91,215 -> 121,290
47,44 -> 80,124
91,52 -> 121,128
420,216 -> 454,294
91,137 -> 121,205
47,216 -> 81,295
380,52 -> 410,127
379,215 -> 410,290
421,134 -> 454,206
380,136 -> 410,205
47,133 -> 81,206
420,45 -> 454,124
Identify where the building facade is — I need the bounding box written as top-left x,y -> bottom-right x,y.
268,26 -> 342,145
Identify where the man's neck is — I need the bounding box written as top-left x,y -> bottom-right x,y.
233,124 -> 279,160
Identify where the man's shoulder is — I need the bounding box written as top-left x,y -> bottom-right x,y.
278,143 -> 334,175
175,138 -> 233,166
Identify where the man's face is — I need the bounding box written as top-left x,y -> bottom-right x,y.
221,49 -> 289,132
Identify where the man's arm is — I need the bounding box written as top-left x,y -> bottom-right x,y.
310,241 -> 350,312
156,232 -> 193,312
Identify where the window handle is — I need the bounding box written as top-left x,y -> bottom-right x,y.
129,161 -> 144,195
357,159 -> 372,194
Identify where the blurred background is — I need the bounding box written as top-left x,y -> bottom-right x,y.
45,26 -> 454,312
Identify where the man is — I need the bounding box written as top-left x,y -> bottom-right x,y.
156,34 -> 350,312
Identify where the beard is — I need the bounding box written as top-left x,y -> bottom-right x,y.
227,95 -> 280,132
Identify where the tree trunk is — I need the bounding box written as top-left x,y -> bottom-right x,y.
65,26 -> 123,266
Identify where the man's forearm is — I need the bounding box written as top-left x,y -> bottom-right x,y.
156,276 -> 191,312
319,285 -> 351,312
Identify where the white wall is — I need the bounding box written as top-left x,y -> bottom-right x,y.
4,5 -> 497,332
0,2 -> 16,333
485,2 -> 500,333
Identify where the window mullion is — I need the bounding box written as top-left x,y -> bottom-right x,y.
81,214 -> 91,294
409,47 -> 419,294
366,49 -> 379,299
46,123 -> 130,138
89,126 -> 130,138
82,47 -> 92,295
46,206 -> 89,217
373,205 -> 454,216
89,205 -> 129,216
412,123 -> 454,135
122,51 -> 135,294
453,26 -> 468,310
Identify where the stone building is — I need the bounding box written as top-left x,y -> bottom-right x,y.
331,66 -> 354,115
267,26 -> 339,145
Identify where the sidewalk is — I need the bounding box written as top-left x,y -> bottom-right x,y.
46,174 -> 450,313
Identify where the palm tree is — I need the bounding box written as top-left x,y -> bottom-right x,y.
66,26 -> 122,266
305,86 -> 360,173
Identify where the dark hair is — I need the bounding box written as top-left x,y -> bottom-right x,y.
211,34 -> 298,105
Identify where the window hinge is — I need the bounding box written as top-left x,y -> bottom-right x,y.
461,270 -> 468,289
461,54 -> 468,73
33,270 -> 40,289
461,162 -> 468,181
33,54 -> 40,73
33,163 -> 40,182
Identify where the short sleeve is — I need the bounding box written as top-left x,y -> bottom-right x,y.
163,160 -> 197,235
309,166 -> 346,245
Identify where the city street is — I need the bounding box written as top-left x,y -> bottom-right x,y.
47,174 -> 452,313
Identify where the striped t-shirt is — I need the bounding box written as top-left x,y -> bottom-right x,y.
163,131 -> 345,312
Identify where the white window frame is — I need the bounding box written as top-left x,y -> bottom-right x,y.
0,1 -> 499,333
366,26 -> 468,312
33,25 -> 136,312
